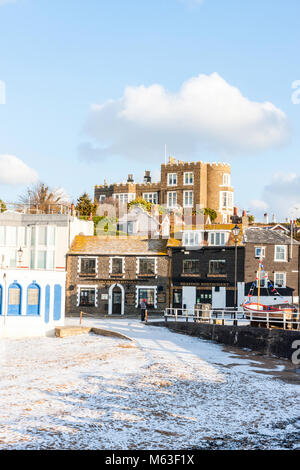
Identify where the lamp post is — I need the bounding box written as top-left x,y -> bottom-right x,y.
17,247 -> 23,267
232,225 -> 240,310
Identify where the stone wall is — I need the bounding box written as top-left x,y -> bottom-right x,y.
152,321 -> 300,361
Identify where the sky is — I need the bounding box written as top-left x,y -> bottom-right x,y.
0,0 -> 299,221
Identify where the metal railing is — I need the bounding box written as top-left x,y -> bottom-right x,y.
164,307 -> 300,330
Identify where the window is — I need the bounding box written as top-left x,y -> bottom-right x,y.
168,173 -> 177,186
114,193 -> 136,204
209,260 -> 226,275
183,259 -> 200,274
173,290 -> 182,305
256,272 -> 268,288
220,191 -> 233,209
48,226 -> 56,246
112,257 -> 123,274
37,251 -> 47,269
184,172 -> 194,185
223,174 -> 231,186
183,231 -> 202,246
9,251 -> 17,268
274,272 -> 286,288
127,221 -> 134,234
27,284 -> 40,316
138,288 -> 156,308
139,258 -> 156,275
255,247 -> 265,259
38,226 -> 47,245
183,191 -> 193,208
79,288 -> 96,307
18,227 -> 26,247
99,195 -> 106,203
80,258 -> 96,274
9,287 -> 20,305
167,191 -> 177,208
209,232 -> 227,246
6,226 -> 17,247
143,193 -> 158,204
275,245 -> 287,261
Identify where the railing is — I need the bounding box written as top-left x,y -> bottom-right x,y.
1,202 -> 75,216
164,307 -> 300,330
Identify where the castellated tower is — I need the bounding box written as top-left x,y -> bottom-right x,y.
207,163 -> 233,223
95,159 -> 234,223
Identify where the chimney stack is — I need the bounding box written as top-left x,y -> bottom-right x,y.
144,170 -> 151,184
264,213 -> 269,224
234,207 -> 238,216
127,174 -> 134,183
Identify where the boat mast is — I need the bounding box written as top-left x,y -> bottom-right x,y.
257,253 -> 262,307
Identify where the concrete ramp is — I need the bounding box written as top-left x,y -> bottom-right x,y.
55,325 -> 133,342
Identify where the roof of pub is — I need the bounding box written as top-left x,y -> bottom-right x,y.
244,227 -> 300,245
69,235 -> 169,255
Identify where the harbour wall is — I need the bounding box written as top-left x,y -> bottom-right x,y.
150,321 -> 300,362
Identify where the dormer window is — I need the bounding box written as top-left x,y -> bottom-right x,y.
209,232 -> 228,246
183,231 -> 202,246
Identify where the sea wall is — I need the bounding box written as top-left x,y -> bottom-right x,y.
151,321 -> 300,362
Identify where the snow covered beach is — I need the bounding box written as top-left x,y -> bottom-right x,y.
0,319 -> 299,450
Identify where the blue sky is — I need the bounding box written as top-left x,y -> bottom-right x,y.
0,0 -> 299,221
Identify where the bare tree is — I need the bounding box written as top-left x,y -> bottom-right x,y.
19,182 -> 70,213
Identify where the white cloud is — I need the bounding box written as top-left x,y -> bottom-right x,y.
79,73 -> 290,163
249,199 -> 269,211
262,173 -> 300,220
0,155 -> 39,185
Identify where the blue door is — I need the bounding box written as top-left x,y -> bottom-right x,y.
53,284 -> 62,321
45,285 -> 50,324
0,285 -> 2,315
7,283 -> 22,316
27,283 -> 40,316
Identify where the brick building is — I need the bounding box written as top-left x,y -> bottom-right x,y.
66,236 -> 170,316
243,228 -> 300,307
95,158 -> 234,223
168,224 -> 245,310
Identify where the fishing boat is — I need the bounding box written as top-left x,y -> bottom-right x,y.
242,255 -> 299,325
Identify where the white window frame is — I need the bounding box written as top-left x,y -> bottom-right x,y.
167,191 -> 177,208
109,256 -> 125,275
208,232 -> 229,246
78,256 -> 98,274
114,193 -> 136,204
274,272 -> 286,289
143,192 -> 158,204
182,231 -> 202,247
183,190 -> 193,208
167,173 -> 177,187
274,245 -> 287,262
136,257 -> 157,276
222,173 -> 231,186
183,172 -> 194,185
255,247 -> 266,259
220,191 -> 233,210
135,286 -> 158,309
77,285 -> 98,307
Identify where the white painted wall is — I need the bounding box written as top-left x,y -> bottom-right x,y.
212,287 -> 226,308
182,286 -> 196,311
0,269 -> 66,338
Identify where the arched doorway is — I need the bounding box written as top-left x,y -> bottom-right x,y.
112,286 -> 122,314
108,284 -> 125,315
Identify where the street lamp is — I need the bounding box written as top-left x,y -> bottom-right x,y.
17,247 -> 23,266
232,225 -> 240,309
